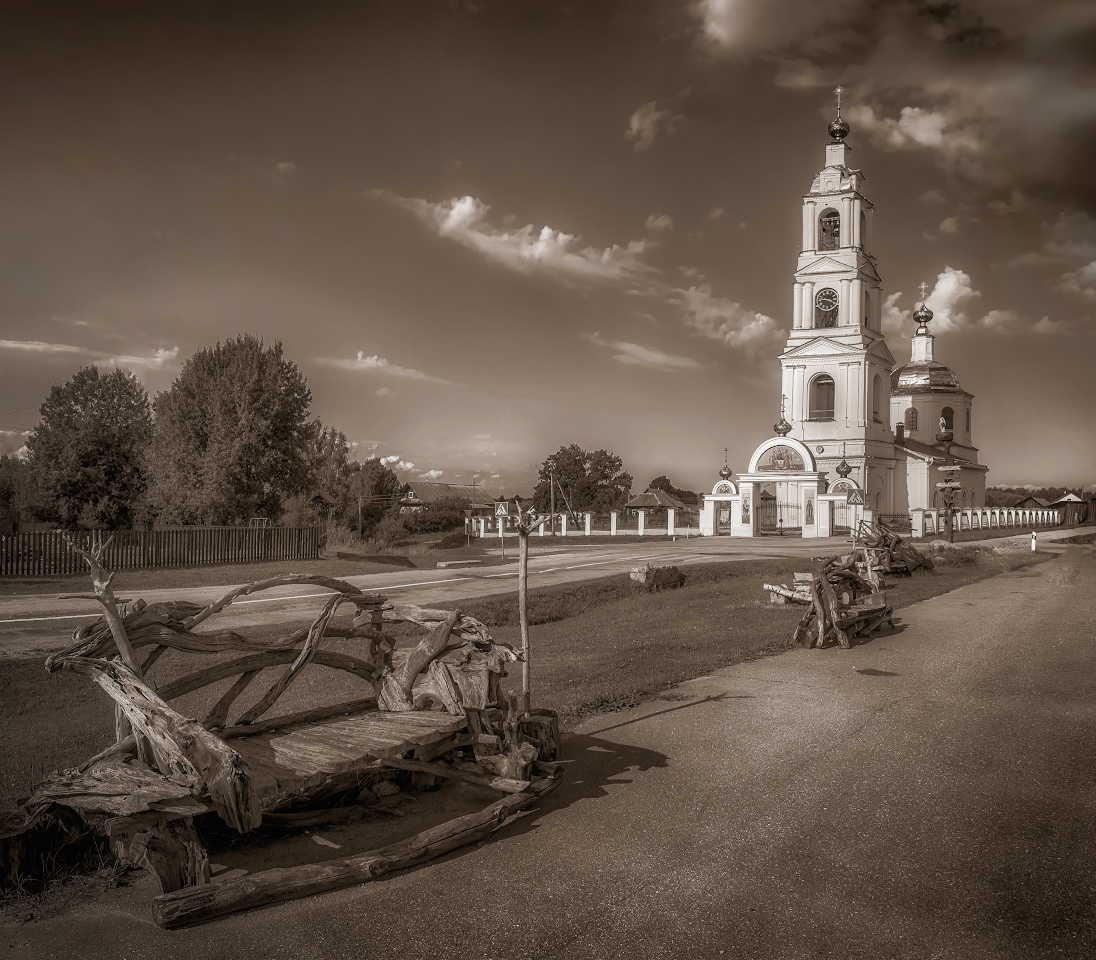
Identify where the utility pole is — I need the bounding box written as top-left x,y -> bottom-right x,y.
357,496 -> 362,542
550,468 -> 555,536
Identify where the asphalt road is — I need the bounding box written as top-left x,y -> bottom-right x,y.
4,535 -> 1094,958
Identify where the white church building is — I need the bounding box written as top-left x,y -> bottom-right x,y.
701,101 -> 989,538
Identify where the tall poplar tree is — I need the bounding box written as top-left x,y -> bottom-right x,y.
148,335 -> 313,524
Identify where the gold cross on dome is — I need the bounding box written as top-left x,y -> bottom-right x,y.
919,281 -> 929,302
834,86 -> 844,117
780,393 -> 788,417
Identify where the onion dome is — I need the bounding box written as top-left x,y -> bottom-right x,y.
828,116 -> 850,141
719,464 -> 733,480
836,457 -> 852,479
912,300 -> 933,334
774,416 -> 792,437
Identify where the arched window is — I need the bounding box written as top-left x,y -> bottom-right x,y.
905,407 -> 918,431
872,375 -> 882,422
966,408 -> 970,432
818,209 -> 840,250
941,406 -> 954,430
863,289 -> 870,326
814,287 -> 839,327
809,374 -> 835,420
859,210 -> 866,249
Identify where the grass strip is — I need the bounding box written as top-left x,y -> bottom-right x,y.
0,549 -> 1051,807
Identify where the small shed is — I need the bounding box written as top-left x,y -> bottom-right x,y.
1048,493 -> 1086,526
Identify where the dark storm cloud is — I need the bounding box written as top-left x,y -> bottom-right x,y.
695,0 -> 1096,212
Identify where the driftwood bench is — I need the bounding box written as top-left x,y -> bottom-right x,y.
3,547 -> 561,927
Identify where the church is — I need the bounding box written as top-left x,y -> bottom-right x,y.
701,98 -> 988,538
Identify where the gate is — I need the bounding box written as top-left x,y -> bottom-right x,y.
831,501 -> 852,534
758,501 -> 802,536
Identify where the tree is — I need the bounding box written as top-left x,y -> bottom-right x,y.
147,336 -> 314,524
24,366 -> 152,529
531,444 -> 632,513
648,475 -> 699,506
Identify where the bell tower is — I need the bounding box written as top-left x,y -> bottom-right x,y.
778,89 -> 897,513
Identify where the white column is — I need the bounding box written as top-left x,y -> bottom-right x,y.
793,282 -> 803,328
610,511 -> 617,536
560,514 -> 568,536
851,198 -> 861,247
803,282 -> 815,328
839,278 -> 851,325
850,278 -> 863,326
795,364 -> 807,425
638,511 -> 645,536
802,202 -> 814,251
667,508 -> 675,537
584,513 -> 591,536
841,197 -> 853,247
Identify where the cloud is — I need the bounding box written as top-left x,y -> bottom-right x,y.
581,332 -> 700,372
919,189 -> 947,205
419,469 -> 443,479
925,266 -> 981,331
988,191 -> 1027,215
625,101 -> 682,152
381,455 -> 416,472
881,292 -> 911,334
674,286 -> 784,353
1032,317 -> 1072,335
0,340 -> 178,370
316,352 -> 456,385
694,1 -> 1096,210
709,207 -> 724,219
939,216 -> 960,235
376,386 -> 391,396
1057,261 -> 1096,301
374,192 -> 652,284
645,214 -> 674,234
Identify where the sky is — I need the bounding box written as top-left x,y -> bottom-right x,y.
1,0 -> 1094,494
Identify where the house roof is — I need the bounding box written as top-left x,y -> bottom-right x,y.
1015,496 -> 1051,508
1050,493 -> 1082,504
623,488 -> 687,510
307,491 -> 336,506
401,481 -> 495,507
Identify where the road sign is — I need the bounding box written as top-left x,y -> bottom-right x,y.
936,481 -> 962,489
846,490 -> 864,505
495,501 -> 509,518
937,465 -> 962,472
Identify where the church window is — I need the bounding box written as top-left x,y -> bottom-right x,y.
966,408 -> 970,432
818,209 -> 840,250
859,210 -> 866,249
809,374 -> 835,420
904,407 -> 917,431
872,375 -> 882,422
814,288 -> 839,327
941,406 -> 954,430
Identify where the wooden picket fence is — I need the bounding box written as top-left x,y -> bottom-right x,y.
0,526 -> 325,577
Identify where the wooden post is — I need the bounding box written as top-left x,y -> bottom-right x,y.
518,524 -> 530,716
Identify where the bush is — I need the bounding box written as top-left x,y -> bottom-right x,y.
373,515 -> 409,546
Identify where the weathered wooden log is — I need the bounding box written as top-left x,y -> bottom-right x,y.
377,609 -> 462,712
60,657 -> 264,833
372,756 -> 529,794
791,602 -> 816,647
261,805 -> 373,828
819,577 -> 850,649
763,583 -> 812,604
106,813 -> 211,895
809,577 -> 826,649
218,697 -> 378,740
152,772 -> 563,929
518,710 -> 560,762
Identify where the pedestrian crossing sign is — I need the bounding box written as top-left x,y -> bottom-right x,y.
846,490 -> 864,505
495,501 -> 509,518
